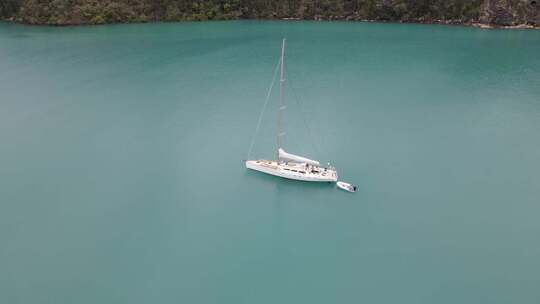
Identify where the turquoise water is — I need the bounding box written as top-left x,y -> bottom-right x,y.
1,21 -> 540,303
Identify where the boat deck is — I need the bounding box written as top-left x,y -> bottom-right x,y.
246,160 -> 338,182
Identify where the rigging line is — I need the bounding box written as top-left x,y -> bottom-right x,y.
286,67 -> 324,157
246,57 -> 282,160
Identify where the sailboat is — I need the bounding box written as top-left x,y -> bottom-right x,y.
245,39 -> 338,182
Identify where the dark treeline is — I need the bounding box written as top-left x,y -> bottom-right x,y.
0,0 -> 20,18
0,0 -> 538,26
0,0 -> 484,25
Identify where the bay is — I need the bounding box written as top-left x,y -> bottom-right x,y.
1,21 -> 539,303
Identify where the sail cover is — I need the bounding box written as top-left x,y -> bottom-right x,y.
278,148 -> 320,166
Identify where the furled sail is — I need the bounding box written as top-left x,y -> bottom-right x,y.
278,148 -> 320,166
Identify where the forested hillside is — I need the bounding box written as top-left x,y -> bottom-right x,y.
1,0 -> 538,27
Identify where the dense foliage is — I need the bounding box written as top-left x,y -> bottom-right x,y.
1,0 -> 537,26
0,0 -> 482,25
0,0 -> 21,18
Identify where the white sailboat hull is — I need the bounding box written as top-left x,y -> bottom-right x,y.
246,160 -> 338,182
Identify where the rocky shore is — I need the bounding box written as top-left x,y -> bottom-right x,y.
1,0 -> 538,28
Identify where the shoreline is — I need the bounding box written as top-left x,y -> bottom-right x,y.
1,17 -> 538,30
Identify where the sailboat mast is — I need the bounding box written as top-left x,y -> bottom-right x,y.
277,38 -> 286,160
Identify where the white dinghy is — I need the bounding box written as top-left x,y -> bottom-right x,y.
337,181 -> 357,193
245,39 -> 338,182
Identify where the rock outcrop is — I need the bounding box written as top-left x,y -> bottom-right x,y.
480,0 -> 540,25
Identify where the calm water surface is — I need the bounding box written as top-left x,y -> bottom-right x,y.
1,21 -> 540,303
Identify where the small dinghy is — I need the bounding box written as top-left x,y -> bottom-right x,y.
337,181 -> 357,193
